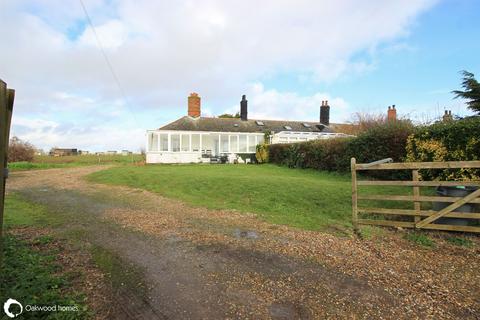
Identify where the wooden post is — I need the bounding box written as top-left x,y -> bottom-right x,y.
412,170 -> 421,225
351,158 -> 359,233
0,80 -> 14,269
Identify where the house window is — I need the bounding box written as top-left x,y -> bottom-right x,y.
248,135 -> 256,152
239,135 -> 247,152
230,135 -> 238,152
149,133 -> 159,151
181,134 -> 189,151
221,135 -> 229,153
160,134 -> 168,151
257,135 -> 265,144
191,134 -> 200,152
171,134 -> 180,152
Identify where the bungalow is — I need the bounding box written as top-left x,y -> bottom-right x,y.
146,93 -> 349,164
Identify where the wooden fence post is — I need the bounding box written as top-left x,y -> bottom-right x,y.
412,170 -> 421,225
0,79 -> 14,269
351,157 -> 358,233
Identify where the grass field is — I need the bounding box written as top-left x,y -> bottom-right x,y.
8,154 -> 144,171
1,195 -> 90,319
89,164 -> 418,231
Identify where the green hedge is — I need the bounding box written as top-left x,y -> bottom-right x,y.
268,121 -> 414,176
406,116 -> 480,180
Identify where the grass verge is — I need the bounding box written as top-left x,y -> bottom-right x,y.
1,195 -> 90,319
404,232 -> 435,247
8,154 -> 144,171
0,234 -> 90,319
88,164 -> 415,231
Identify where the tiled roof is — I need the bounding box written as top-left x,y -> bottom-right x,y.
158,116 -> 335,133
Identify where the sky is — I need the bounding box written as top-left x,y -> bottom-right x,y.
0,0 -> 479,152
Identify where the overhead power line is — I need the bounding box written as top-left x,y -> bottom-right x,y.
78,0 -> 140,125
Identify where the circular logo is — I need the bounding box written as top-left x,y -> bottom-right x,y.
3,299 -> 23,318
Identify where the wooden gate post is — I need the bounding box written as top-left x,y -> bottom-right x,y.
412,170 -> 421,224
0,79 -> 14,269
351,158 -> 358,232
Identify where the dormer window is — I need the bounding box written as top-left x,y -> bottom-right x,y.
284,125 -> 292,130
302,123 -> 311,128
234,123 -> 239,127
256,120 -> 264,126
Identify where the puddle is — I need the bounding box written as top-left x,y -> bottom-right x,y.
233,229 -> 259,239
269,302 -> 305,320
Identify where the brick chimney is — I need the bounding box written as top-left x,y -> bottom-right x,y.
240,95 -> 248,121
320,100 -> 330,126
443,110 -> 453,122
188,93 -> 201,118
387,105 -> 397,122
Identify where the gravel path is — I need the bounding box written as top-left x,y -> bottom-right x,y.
7,166 -> 480,319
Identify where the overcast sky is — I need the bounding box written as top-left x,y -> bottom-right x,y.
1,0 -> 479,152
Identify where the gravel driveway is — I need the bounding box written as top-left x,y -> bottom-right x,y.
7,166 -> 480,319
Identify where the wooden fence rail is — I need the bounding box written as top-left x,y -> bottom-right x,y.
351,158 -> 480,233
0,79 -> 15,269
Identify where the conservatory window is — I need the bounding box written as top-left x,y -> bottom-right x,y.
160,134 -> 168,151
171,134 -> 180,152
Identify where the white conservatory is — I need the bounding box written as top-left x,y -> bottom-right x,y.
146,130 -> 265,163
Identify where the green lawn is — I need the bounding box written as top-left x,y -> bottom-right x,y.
88,164 -> 417,231
9,154 -> 144,171
1,195 -> 89,319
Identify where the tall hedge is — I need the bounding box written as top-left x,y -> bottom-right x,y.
268,121 -> 415,174
406,116 -> 480,180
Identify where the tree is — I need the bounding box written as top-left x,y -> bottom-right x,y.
218,112 -> 240,118
452,70 -> 480,114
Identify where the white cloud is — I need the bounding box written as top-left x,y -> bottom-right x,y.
0,0 -> 438,150
79,19 -> 130,49
224,82 -> 350,123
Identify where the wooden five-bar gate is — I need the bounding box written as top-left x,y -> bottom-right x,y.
351,158 -> 480,233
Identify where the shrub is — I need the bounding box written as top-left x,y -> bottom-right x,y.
406,116 -> 480,180
255,143 -> 269,163
347,120 -> 414,164
268,120 -> 414,176
8,136 -> 35,163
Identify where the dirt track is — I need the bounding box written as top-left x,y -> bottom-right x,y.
7,166 -> 480,319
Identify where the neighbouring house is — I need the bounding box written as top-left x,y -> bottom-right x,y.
121,150 -> 133,156
106,151 -> 117,155
50,148 -> 78,157
146,93 -> 349,164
